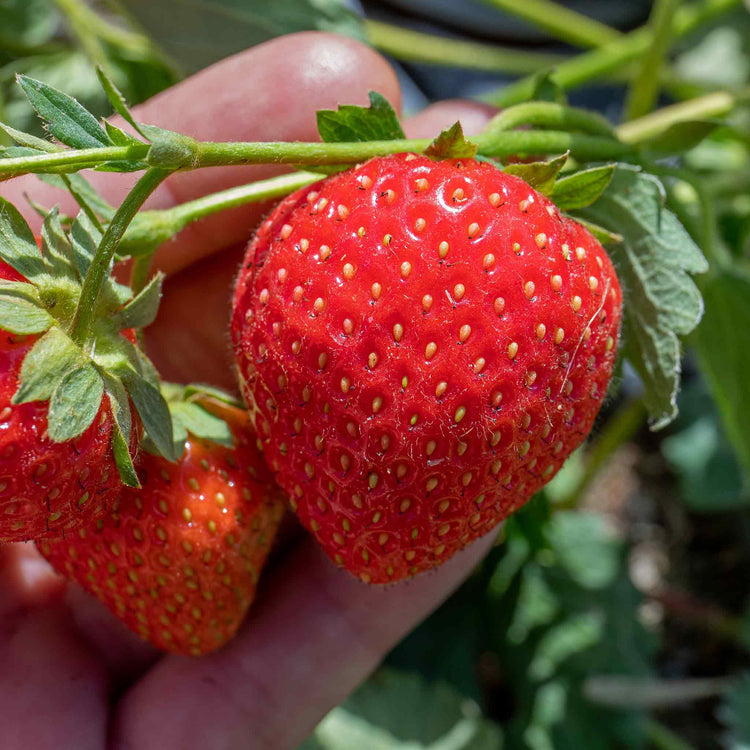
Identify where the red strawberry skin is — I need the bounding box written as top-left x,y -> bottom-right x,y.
39,404 -> 286,656
232,154 -> 622,584
0,261 -> 132,543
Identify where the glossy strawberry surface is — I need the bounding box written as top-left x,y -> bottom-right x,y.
232,154 -> 622,583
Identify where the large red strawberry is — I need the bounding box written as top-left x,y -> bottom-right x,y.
0,204 -> 176,542
232,153 -> 622,584
39,388 -> 286,656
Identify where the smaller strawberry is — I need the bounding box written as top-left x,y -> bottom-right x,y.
0,202 -> 177,542
39,385 -> 286,656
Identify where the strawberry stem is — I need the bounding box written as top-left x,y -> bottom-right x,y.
70,167 -> 169,345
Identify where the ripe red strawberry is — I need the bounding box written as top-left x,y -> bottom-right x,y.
0,259 -> 138,542
232,153 -> 622,584
38,392 -> 286,656
0,204 -> 177,542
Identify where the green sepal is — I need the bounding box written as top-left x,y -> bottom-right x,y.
424,122 -> 477,160
119,367 -> 178,462
0,122 -> 58,152
0,294 -> 54,334
13,326 -> 81,404
551,165 -> 615,211
170,401 -> 234,448
109,272 -> 163,330
316,91 -> 405,143
102,372 -> 139,487
183,383 -> 243,409
0,196 -> 47,282
46,362 -> 104,442
503,152 -> 568,196
17,74 -> 113,150
95,66 -> 147,140
41,207 -> 78,281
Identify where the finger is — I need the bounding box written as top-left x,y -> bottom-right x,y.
1,32 -> 401,275
0,545 -> 109,750
143,100 -> 497,387
112,531 -> 496,750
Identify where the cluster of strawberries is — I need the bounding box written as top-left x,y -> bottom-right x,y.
1,154 -> 622,655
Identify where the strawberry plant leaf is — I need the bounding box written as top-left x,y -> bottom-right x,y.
567,215 -> 623,245
424,122 -> 477,160
13,327 -> 81,404
183,383 -> 243,408
110,272 -> 163,330
17,75 -> 114,150
123,371 -> 178,461
317,91 -> 405,144
102,372 -> 140,487
47,363 -> 104,442
0,196 -> 48,281
503,153 -> 568,196
37,173 -> 114,221
692,270 -> 750,480
0,295 -> 54,334
551,165 -> 615,211
578,165 -> 708,429
104,121 -> 144,147
170,402 -> 234,447
95,66 -> 147,138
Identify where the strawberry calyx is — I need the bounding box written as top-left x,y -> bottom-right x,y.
0,197 -> 176,486
153,382 -> 246,459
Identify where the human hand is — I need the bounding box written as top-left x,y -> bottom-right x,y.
0,32 -> 497,750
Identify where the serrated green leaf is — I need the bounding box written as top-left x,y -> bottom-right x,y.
640,120 -> 720,155
110,272 -> 163,330
0,123 -> 58,152
551,165 -> 615,211
96,66 -> 147,138
17,75 -> 114,150
692,270 -> 750,482
47,363 -> 104,442
503,153 -> 568,196
317,91 -> 404,144
13,327 -> 81,404
123,371 -> 177,461
104,121 -> 143,147
0,197 -> 47,281
41,207 -> 78,281
579,165 -> 708,429
0,295 -> 54,334
424,121 -> 477,160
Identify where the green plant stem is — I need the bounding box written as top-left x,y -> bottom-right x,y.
482,0 -> 741,106
70,168 -> 168,345
120,171 -> 321,255
647,720 -> 696,750
364,20 -> 566,74
479,0 -> 621,48
481,102 -> 617,138
616,88 -> 749,144
557,398 -> 647,508
625,0 -> 682,120
0,144 -> 149,181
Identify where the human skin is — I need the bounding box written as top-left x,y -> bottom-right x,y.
0,32 -> 497,750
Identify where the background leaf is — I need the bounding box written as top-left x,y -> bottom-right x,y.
317,91 -> 404,144
578,165 -> 708,429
